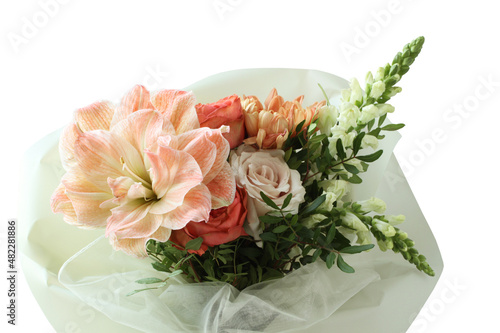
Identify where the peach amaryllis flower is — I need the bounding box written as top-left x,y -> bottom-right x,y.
50,86 -> 236,257
241,88 -> 326,149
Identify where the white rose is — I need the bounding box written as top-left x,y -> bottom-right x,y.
230,147 -> 306,240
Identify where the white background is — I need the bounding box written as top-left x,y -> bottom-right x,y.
1,0 -> 498,332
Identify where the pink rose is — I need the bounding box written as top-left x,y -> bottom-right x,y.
170,186 -> 248,255
196,95 -> 245,149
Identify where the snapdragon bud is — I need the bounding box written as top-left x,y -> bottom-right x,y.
365,71 -> 374,85
302,214 -> 327,228
377,104 -> 395,116
374,67 -> 385,81
349,78 -> 363,104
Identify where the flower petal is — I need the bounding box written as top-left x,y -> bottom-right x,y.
109,226 -> 171,257
50,183 -> 78,225
110,85 -> 154,128
175,128 -> 216,179
146,144 -> 203,214
75,101 -> 115,132
113,211 -> 163,240
202,128 -> 230,185
61,169 -> 114,229
106,199 -> 152,236
206,162 -> 236,209
151,90 -> 199,134
161,184 -> 211,229
111,110 -> 174,160
59,123 -> 82,170
74,130 -> 149,191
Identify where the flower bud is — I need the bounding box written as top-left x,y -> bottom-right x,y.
377,104 -> 395,115
341,212 -> 368,232
349,78 -> 363,104
302,214 -> 327,228
361,134 -> 379,150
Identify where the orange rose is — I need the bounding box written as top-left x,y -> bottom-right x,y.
195,95 -> 245,149
170,186 -> 248,255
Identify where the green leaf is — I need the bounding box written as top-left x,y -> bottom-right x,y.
136,277 -> 164,284
336,139 -> 346,160
126,287 -> 160,296
282,193 -> 293,209
381,123 -> 405,131
343,163 -> 359,175
326,252 -> 336,269
295,120 -> 306,133
309,134 -> 327,144
340,244 -> 375,254
259,215 -> 283,224
260,232 -> 278,242
352,132 -> 365,155
378,113 -> 388,127
185,237 -> 203,251
301,195 -> 326,216
326,224 -> 337,244
284,148 -> 293,162
312,249 -> 322,262
356,150 -> 383,162
272,225 -> 288,233
151,262 -> 170,272
260,191 -> 280,210
336,254 -> 355,273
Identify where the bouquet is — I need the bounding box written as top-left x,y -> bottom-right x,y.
48,37 -> 436,332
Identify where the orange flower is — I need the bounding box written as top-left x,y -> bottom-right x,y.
241,88 -> 325,149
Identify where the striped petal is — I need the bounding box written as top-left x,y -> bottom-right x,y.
61,169 -> 114,229
110,85 -> 154,128
151,90 -> 199,134
111,110 -> 175,162
74,130 -> 148,191
59,123 -> 82,170
206,162 -> 236,209
146,144 -> 203,214
175,128 -> 217,179
161,184 -> 211,230
106,200 -> 152,236
109,226 -> 171,258
50,183 -> 78,225
75,101 -> 115,132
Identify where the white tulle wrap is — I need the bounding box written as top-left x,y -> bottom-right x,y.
20,69 -> 443,333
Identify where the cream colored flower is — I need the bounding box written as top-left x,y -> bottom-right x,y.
230,146 -> 305,239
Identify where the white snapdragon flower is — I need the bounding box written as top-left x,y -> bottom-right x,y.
328,126 -> 356,155
348,78 -> 363,104
341,212 -> 372,245
359,104 -> 379,124
317,104 -> 338,136
338,102 -> 360,129
365,71 -> 374,85
370,81 -> 386,99
377,103 -> 395,116
373,218 -> 396,237
358,197 -> 386,214
302,214 -> 327,228
361,134 -> 379,150
319,179 -> 350,201
386,214 -> 405,226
